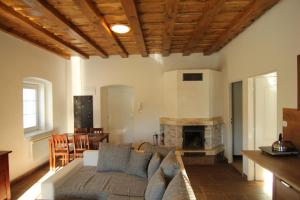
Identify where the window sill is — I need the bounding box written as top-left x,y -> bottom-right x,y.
24,129 -> 53,142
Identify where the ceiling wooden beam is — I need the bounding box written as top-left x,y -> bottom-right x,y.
204,0 -> 279,55
182,0 -> 225,56
76,0 -> 128,58
162,0 -> 179,57
0,1 -> 89,59
32,0 -> 108,58
120,0 -> 148,57
0,23 -> 70,59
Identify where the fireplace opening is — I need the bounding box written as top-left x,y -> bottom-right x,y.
182,126 -> 205,149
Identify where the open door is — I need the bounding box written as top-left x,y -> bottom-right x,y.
231,81 -> 243,173
254,72 -> 278,180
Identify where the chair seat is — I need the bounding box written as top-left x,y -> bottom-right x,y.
54,150 -> 74,155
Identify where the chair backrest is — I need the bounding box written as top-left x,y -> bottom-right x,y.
52,134 -> 69,152
74,128 -> 89,134
73,134 -> 90,151
90,128 -> 103,135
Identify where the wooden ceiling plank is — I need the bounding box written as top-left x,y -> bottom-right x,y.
0,1 -> 89,58
162,0 -> 179,57
204,0 -> 280,55
120,0 -> 148,57
34,0 -> 108,58
0,23 -> 70,59
183,0 -> 225,56
76,0 -> 128,58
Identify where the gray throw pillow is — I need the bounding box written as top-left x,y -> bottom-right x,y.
148,152 -> 161,181
162,172 -> 190,200
144,143 -> 176,157
160,151 -> 180,181
126,151 -> 152,178
97,143 -> 132,172
145,168 -> 166,200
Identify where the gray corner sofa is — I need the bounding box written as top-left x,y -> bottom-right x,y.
41,147 -> 196,200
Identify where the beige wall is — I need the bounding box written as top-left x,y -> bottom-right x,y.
0,32 -> 68,180
219,0 -> 300,174
163,71 -> 178,118
163,69 -> 223,118
67,54 -> 220,143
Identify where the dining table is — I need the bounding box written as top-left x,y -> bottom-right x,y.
48,133 -> 109,170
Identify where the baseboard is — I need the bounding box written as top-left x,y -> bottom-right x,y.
11,160 -> 49,185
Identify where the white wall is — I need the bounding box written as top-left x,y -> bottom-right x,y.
219,0 -> 300,175
0,32 -> 68,180
163,71 -> 178,118
209,70 -> 223,117
177,70 -> 210,118
163,69 -> 223,118
66,54 -> 220,143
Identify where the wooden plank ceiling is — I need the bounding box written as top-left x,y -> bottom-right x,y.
0,0 -> 279,59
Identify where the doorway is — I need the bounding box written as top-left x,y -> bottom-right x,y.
101,85 -> 134,144
231,81 -> 243,173
251,72 -> 278,180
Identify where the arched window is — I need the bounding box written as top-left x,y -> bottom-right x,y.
23,77 -> 53,135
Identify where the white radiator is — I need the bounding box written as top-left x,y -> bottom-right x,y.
29,131 -> 52,161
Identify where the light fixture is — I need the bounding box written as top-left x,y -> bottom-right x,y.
111,24 -> 130,34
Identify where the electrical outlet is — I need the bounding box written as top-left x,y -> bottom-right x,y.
282,121 -> 288,127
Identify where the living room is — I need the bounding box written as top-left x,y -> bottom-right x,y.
0,0 -> 299,199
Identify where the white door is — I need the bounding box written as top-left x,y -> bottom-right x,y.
101,86 -> 134,144
254,73 -> 277,180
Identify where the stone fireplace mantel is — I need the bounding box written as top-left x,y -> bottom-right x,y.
160,117 -> 223,126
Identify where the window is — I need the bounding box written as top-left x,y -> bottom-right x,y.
23,77 -> 53,136
23,84 -> 39,131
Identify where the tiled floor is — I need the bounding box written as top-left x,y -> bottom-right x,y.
186,163 -> 271,200
11,162 -> 271,200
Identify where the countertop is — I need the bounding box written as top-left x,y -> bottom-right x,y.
243,150 -> 300,191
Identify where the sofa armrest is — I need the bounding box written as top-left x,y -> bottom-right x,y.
175,151 -> 197,200
41,159 -> 83,199
83,150 -> 99,166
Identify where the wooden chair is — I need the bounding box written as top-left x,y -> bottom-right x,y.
74,128 -> 89,134
51,134 -> 72,168
73,134 -> 90,158
90,128 -> 103,135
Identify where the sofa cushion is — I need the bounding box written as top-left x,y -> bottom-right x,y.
97,143 -> 132,172
162,172 -> 191,200
126,151 -> 152,178
144,143 -> 176,157
148,152 -> 161,181
145,168 -> 166,200
55,166 -> 148,199
109,171 -> 148,197
160,151 -> 180,181
108,195 -> 144,200
55,166 -> 108,200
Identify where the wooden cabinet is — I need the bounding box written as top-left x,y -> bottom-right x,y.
0,151 -> 11,200
274,177 -> 300,200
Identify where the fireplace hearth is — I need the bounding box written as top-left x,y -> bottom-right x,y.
182,126 -> 205,149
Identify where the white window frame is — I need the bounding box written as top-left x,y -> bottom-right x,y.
23,83 -> 40,133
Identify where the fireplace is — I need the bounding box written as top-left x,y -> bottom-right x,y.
182,126 -> 205,149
